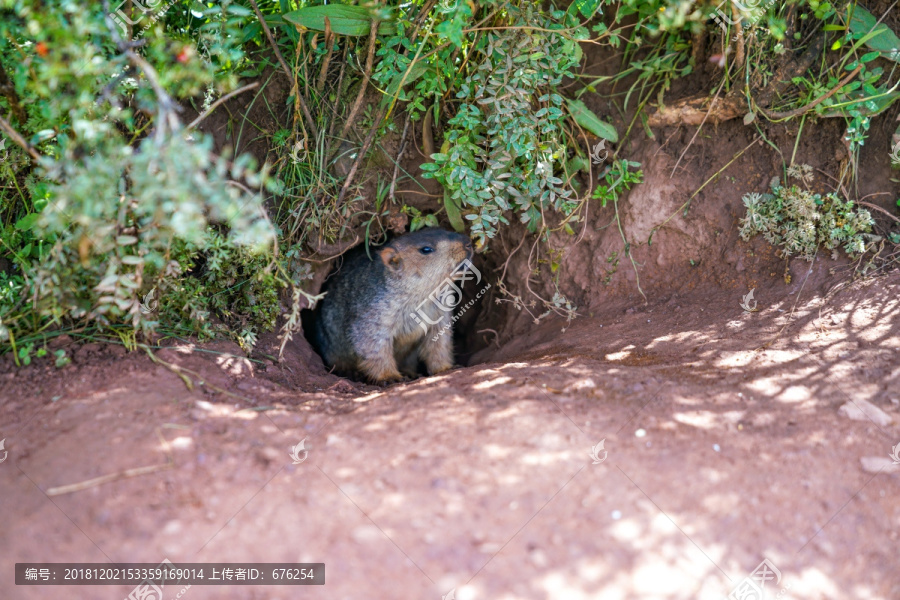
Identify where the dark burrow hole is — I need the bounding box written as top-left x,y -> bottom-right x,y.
301,246 -> 505,382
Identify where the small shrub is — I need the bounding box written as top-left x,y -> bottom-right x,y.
739,165 -> 877,260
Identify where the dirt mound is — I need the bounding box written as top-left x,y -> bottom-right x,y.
2,269 -> 899,599
4,24 -> 900,600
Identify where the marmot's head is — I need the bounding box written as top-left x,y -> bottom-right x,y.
378,228 -> 474,296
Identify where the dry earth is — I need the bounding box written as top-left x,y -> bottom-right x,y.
2,269 -> 899,600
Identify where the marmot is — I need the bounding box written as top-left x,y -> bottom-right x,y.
312,228 -> 474,383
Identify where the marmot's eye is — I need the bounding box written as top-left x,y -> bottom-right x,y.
419,246 -> 435,255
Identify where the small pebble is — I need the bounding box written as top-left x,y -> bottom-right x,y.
611,510 -> 622,520
635,429 -> 646,438
713,444 -> 721,452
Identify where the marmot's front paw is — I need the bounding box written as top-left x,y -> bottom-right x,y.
366,368 -> 405,385
426,361 -> 455,376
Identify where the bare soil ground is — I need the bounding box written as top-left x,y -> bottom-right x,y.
1,268 -> 899,599
3,21 -> 900,599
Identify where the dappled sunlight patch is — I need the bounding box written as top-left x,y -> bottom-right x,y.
193,398 -> 256,420
496,362 -> 529,370
472,376 -> 512,390
167,436 -> 192,450
794,566 -> 848,598
673,410 -> 733,429
700,491 -> 743,512
606,345 -> 636,361
517,448 -> 577,466
215,353 -> 253,377
779,385 -> 812,402
77,386 -> 129,402
482,443 -> 515,460
713,351 -> 759,368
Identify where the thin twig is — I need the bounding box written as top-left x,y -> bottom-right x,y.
389,114 -> 411,203
0,113 -> 41,161
758,65 -> 862,120
497,233 -> 527,280
316,19 -> 335,94
326,43 -> 351,142
102,0 -> 179,140
47,462 -> 173,496
731,4 -> 745,67
47,428 -> 174,496
477,328 -> 501,348
141,344 -> 255,403
186,82 -> 260,131
336,105 -> 387,206
671,79 -> 725,178
334,20 -> 379,152
651,136 -> 760,242
247,0 -> 317,138
857,200 -> 900,222
0,62 -> 28,124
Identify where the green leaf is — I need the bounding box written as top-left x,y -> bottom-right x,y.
860,51 -> 881,63
565,98 -> 618,142
572,0 -> 602,19
381,62 -> 429,105
283,6 -> 396,36
848,5 -> 900,62
15,213 -> 39,231
444,188 -> 466,233
241,22 -> 262,44
30,129 -> 56,144
566,156 -> 589,175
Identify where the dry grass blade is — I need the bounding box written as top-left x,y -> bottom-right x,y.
46,428 -> 174,496
247,0 -> 317,138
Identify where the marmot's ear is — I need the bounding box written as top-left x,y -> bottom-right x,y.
379,247 -> 402,272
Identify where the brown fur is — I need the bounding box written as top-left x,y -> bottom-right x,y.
311,229 -> 473,383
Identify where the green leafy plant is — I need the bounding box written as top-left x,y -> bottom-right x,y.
739,165 -> 877,260
417,3 -> 594,248
0,0 -> 284,353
